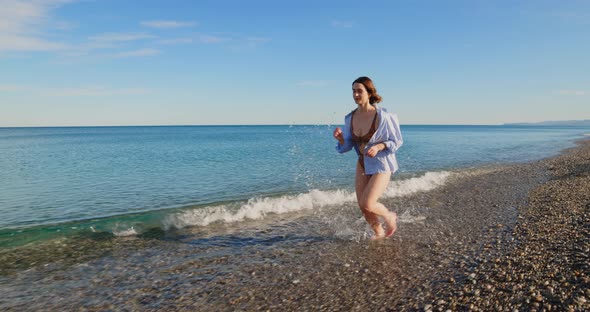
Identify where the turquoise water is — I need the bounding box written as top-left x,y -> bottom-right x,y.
0,125 -> 588,247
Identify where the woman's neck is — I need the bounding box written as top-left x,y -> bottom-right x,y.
357,103 -> 375,112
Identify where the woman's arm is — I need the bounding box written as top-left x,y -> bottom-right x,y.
382,113 -> 403,153
335,114 -> 354,153
366,111 -> 402,157
366,142 -> 387,157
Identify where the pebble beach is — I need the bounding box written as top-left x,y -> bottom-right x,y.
1,139 -> 589,311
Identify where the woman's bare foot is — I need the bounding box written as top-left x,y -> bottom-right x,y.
370,224 -> 385,240
385,212 -> 397,238
370,232 -> 386,240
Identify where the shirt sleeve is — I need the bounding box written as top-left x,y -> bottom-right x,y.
383,113 -> 403,153
336,114 -> 354,153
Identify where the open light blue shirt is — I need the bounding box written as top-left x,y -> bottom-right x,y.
336,106 -> 403,175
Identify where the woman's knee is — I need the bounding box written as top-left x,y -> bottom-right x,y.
359,200 -> 377,213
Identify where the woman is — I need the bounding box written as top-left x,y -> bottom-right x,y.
333,76 -> 403,240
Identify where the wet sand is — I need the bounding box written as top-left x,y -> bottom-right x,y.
1,139 -> 589,311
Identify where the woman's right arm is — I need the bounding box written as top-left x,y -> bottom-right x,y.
335,115 -> 354,153
333,127 -> 344,145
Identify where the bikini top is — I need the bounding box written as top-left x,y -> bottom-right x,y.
350,109 -> 379,145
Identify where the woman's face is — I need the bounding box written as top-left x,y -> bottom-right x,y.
352,83 -> 370,105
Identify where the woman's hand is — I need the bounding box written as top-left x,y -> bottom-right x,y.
366,143 -> 385,158
333,127 -> 344,144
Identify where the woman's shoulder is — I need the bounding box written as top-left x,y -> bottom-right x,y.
375,106 -> 400,128
344,109 -> 357,119
376,106 -> 396,117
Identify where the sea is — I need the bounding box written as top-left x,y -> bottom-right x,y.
0,124 -> 589,248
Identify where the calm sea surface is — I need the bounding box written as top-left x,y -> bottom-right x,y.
0,125 -> 588,247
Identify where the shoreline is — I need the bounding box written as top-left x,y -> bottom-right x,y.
1,139 -> 589,311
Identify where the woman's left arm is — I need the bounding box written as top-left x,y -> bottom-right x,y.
381,113 -> 403,153
365,111 -> 403,157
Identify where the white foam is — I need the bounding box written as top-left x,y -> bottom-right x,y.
163,189 -> 355,230
385,171 -> 452,198
112,226 -> 138,236
163,171 -> 453,230
398,210 -> 427,223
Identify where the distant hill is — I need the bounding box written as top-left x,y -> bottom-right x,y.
504,120 -> 590,126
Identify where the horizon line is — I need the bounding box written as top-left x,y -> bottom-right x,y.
3,120 -> 589,128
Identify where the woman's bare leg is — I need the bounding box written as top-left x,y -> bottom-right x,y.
358,170 -> 397,238
355,163 -> 384,236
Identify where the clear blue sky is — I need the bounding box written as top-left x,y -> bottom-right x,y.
1,0 -> 588,126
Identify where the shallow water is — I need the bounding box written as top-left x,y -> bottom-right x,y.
1,125 -> 587,248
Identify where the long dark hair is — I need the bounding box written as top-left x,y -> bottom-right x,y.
353,76 -> 382,104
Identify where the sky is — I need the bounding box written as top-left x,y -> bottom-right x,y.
0,0 -> 589,126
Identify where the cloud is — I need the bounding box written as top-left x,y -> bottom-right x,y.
0,34 -> 67,51
111,48 -> 160,58
82,33 -> 158,58
0,0 -> 46,33
141,20 -> 197,29
47,86 -> 151,97
0,2 -> 266,56
245,37 -> 271,44
556,89 -> 586,96
0,84 -> 151,96
198,34 -> 227,44
157,38 -> 193,45
0,0 -> 74,51
0,2 -> 164,57
331,20 -> 354,28
53,20 -> 75,30
89,32 -> 156,43
0,84 -> 27,91
193,32 -> 271,47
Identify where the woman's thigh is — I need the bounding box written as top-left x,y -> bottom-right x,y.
360,172 -> 391,206
355,163 -> 370,204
